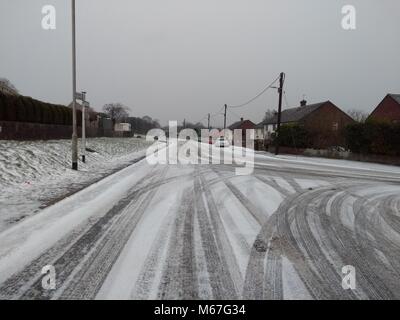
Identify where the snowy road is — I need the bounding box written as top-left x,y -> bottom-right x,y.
1,143 -> 400,300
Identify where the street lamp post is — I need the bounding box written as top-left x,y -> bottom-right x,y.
82,93 -> 87,163
71,0 -> 78,170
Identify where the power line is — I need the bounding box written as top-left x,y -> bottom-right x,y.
227,75 -> 280,109
228,109 -> 243,120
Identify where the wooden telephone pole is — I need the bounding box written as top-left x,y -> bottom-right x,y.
275,72 -> 285,155
224,104 -> 227,129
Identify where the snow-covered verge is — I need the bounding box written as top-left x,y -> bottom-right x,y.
0,138 -> 153,232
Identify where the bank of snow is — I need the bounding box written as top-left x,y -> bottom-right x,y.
0,138 -> 152,232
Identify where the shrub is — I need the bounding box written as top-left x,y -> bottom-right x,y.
16,97 -> 28,122
345,121 -> 400,156
0,93 -> 6,120
273,124 -> 310,148
4,95 -> 17,121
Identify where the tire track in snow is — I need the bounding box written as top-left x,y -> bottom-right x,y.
193,170 -> 239,299
0,165 -> 166,299
157,186 -> 198,299
58,166 -> 170,299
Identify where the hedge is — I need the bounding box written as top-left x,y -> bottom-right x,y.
344,121 -> 400,156
0,92 -> 82,126
272,124 -> 310,149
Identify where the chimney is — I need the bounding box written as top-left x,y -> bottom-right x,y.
300,99 -> 307,107
240,117 -> 244,122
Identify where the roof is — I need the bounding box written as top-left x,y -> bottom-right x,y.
389,94 -> 400,105
258,101 -> 329,125
228,119 -> 255,130
255,118 -> 273,128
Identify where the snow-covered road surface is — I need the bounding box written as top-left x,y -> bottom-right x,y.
1,143 -> 400,300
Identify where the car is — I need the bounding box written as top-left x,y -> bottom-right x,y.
214,137 -> 230,148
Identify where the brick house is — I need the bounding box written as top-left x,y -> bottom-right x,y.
228,118 -> 256,146
368,94 -> 400,123
256,100 -> 355,149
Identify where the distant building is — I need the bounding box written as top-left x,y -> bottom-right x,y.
114,123 -> 132,132
256,100 -> 354,149
368,94 -> 400,124
228,118 -> 256,146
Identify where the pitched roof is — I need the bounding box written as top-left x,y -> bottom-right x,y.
389,94 -> 400,105
255,117 -> 274,128
259,101 -> 329,125
228,119 -> 255,130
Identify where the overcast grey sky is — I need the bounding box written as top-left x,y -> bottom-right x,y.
0,0 -> 399,126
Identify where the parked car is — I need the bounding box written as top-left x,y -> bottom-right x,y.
214,137 -> 230,148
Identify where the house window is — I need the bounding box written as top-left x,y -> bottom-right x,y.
332,122 -> 339,131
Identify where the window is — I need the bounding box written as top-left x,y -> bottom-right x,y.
332,122 -> 339,131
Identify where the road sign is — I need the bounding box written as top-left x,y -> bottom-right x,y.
75,92 -> 86,101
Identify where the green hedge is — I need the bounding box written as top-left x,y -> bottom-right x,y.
344,121 -> 400,156
272,124 -> 310,148
0,92 -> 82,126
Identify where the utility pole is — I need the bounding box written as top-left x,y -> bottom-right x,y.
207,113 -> 210,130
275,72 -> 285,155
183,119 -> 186,129
224,104 -> 227,129
71,0 -> 78,170
81,92 -> 87,163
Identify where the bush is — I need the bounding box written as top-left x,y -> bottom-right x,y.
16,97 -> 28,121
24,97 -> 36,122
5,95 -> 17,121
273,124 -> 310,148
0,94 -> 90,127
345,121 -> 400,156
0,93 -> 6,120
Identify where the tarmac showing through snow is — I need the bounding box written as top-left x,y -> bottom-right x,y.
1,142 -> 400,299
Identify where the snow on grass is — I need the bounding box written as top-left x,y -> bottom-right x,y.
0,138 -> 153,232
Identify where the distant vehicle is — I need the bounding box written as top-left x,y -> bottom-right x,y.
114,123 -> 132,132
328,146 -> 347,152
214,137 -> 230,148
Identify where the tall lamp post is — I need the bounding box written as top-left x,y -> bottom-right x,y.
82,93 -> 88,163
71,0 -> 78,170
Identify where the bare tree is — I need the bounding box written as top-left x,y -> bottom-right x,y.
102,103 -> 130,124
263,109 -> 277,121
0,78 -> 18,94
347,109 -> 368,123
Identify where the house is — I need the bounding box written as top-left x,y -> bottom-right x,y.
368,94 -> 400,123
255,116 -> 276,142
256,100 -> 354,149
228,118 -> 256,146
